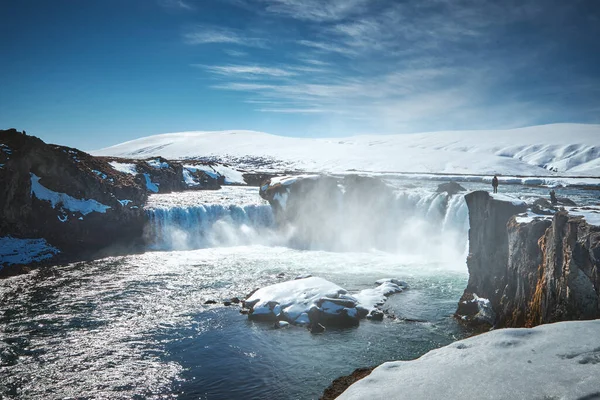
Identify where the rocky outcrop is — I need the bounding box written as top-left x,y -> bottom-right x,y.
456,190 -> 600,328
1,129 -> 148,266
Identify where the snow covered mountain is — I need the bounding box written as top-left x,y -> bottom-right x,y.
93,123 -> 600,177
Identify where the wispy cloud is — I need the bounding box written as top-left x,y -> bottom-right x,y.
223,49 -> 248,57
183,26 -> 268,47
256,108 -> 342,113
257,0 -> 370,22
158,0 -> 194,11
194,64 -> 297,77
297,40 -> 357,56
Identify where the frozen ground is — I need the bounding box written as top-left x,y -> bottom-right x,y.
339,320 -> 600,400
93,123 -> 600,178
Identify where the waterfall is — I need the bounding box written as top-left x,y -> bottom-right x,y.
144,190 -> 277,250
143,188 -> 469,259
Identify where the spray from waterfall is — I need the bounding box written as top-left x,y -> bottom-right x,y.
143,187 -> 469,267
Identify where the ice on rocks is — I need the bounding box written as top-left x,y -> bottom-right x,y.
244,277 -> 405,328
339,320 -> 600,400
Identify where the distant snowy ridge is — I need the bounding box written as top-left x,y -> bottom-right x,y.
93,124 -> 600,177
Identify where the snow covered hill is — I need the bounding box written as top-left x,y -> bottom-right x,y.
92,123 -> 600,177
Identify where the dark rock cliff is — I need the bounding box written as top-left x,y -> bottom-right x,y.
1,129 -> 148,264
456,190 -> 600,328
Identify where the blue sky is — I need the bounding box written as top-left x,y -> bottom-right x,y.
1,0 -> 599,149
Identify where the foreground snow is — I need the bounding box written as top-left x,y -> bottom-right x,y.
339,320 -> 600,400
93,123 -> 600,177
0,237 -> 60,268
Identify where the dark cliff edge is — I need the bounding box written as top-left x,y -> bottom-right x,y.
456,190 -> 600,328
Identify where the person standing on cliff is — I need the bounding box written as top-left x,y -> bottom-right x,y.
492,175 -> 499,193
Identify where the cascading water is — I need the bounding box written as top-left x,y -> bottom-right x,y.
144,184 -> 470,264
145,188 -> 276,250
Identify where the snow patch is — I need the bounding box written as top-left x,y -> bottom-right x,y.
146,158 -> 170,169
185,164 -> 246,184
182,168 -> 199,187
109,161 -> 138,175
515,210 -> 553,224
143,173 -> 159,193
269,174 -> 320,187
30,173 -> 111,215
211,164 -> 246,184
489,192 -> 527,206
566,206 -> 600,227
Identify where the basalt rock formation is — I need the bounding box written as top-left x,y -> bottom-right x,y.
456,190 -> 600,328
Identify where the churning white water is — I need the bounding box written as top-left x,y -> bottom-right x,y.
144,184 -> 470,268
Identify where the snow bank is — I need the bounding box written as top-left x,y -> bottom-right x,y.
30,173 -> 111,215
93,124 -> 600,177
243,277 -> 405,327
108,161 -> 137,175
0,236 -> 60,268
339,320 -> 600,400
